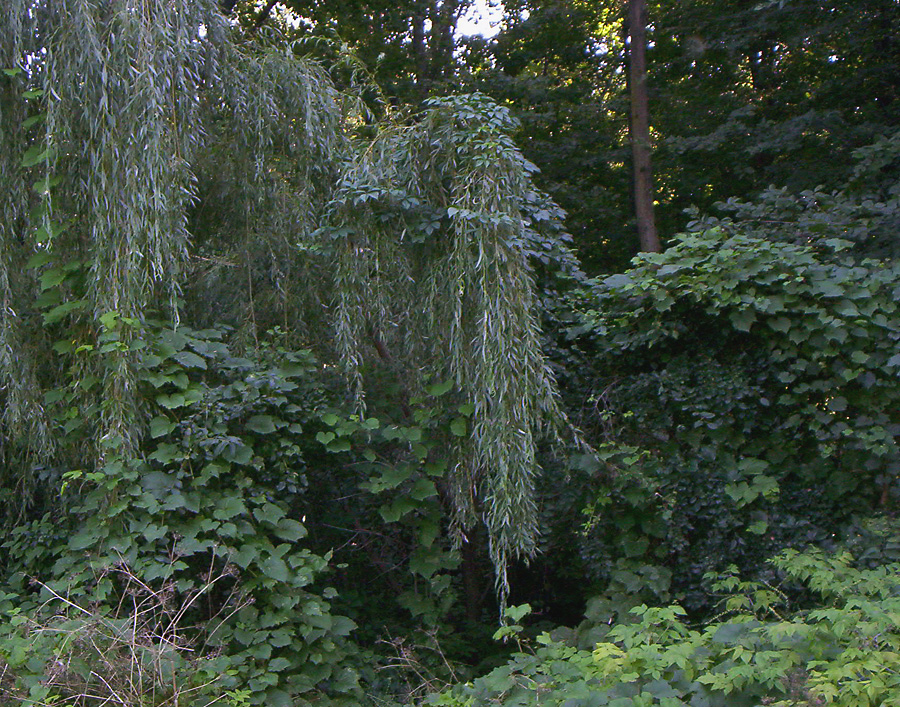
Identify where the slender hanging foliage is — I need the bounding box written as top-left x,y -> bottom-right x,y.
0,0 -> 54,489
0,4 -> 567,593
329,94 -> 565,596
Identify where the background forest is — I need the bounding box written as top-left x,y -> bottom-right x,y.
0,0 -> 898,705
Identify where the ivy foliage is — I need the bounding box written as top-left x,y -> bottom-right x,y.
590,228 -> 900,484
0,321 -> 361,706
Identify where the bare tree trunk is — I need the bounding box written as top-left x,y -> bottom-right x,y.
429,0 -> 460,83
412,0 -> 429,96
627,0 -> 660,252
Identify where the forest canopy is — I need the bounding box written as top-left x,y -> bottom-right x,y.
0,0 -> 898,705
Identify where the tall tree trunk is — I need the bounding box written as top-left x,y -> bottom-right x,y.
429,0 -> 460,84
626,0 -> 660,252
412,0 -> 429,96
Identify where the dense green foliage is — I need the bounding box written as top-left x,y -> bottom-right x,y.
561,228 -> 900,612
1,324 -> 359,705
1,0 -> 899,705
431,532 -> 900,706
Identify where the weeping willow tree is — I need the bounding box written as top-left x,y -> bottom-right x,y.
0,1 -> 52,475
0,1 -> 570,595
328,94 -> 567,595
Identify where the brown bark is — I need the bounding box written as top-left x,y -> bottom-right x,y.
429,0 -> 460,83
627,0 -> 661,253
412,0 -> 429,94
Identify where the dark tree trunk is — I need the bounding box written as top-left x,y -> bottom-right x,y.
429,0 -> 460,83
252,0 -> 278,30
412,0 -> 429,95
626,0 -> 660,253
461,535 -> 483,624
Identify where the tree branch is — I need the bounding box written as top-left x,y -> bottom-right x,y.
253,0 -> 279,30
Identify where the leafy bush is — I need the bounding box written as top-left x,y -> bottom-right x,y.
0,563 -> 241,706
565,228 -> 900,610
429,534 -> 900,706
0,323 -> 361,705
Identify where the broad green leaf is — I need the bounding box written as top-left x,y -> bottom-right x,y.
213,496 -> 247,521
316,431 -> 335,445
69,528 -> 101,551
768,317 -> 791,333
156,393 -> 187,409
827,396 -> 848,412
327,438 -> 351,452
21,145 -> 51,167
747,520 -> 768,535
427,379 -> 453,396
22,113 -> 45,129
268,657 -> 292,672
380,498 -> 417,523
261,555 -> 290,583
275,518 -> 307,542
730,309 -> 756,332
149,442 -> 181,464
231,545 -> 258,569
172,350 -> 207,369
39,268 -> 66,291
246,415 -> 277,434
410,478 -> 437,501
402,426 -> 422,442
42,300 -> 88,325
149,415 -> 175,439
223,444 -> 253,465
253,503 -> 286,526
177,536 -> 212,555
377,466 -> 411,490
26,252 -> 53,269
458,403 -> 475,416
264,689 -> 293,707
424,461 -> 447,477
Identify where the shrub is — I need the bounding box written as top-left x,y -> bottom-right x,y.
429,533 -> 900,706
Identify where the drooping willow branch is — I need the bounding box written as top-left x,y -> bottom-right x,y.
0,2 -> 570,596
329,94 -> 566,598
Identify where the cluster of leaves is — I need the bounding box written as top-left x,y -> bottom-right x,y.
429,530 -> 900,706
313,384 -> 467,624
0,321 -> 361,706
687,126 -> 900,261
552,226 -> 900,612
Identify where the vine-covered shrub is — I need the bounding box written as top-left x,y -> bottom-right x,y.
0,323 -> 360,706
429,530 -> 900,706
567,229 -> 900,610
